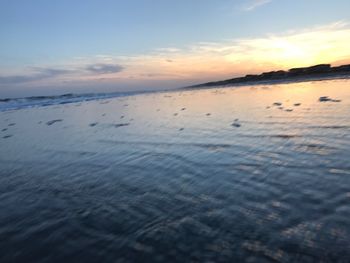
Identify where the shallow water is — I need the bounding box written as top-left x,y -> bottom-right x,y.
1,80 -> 350,262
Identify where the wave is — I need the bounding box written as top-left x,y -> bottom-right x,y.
0,91 -> 149,111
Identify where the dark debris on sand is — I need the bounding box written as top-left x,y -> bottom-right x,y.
273,102 -> 283,106
232,119 -> 241,128
1,128 -> 7,132
113,123 -> 130,128
89,123 -> 98,127
46,119 -> 63,126
271,134 -> 301,139
319,96 -> 341,103
3,135 -> 13,139
8,123 -> 16,127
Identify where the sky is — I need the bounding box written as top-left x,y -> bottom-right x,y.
1,0 -> 350,97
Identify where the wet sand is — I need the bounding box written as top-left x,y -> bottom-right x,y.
1,79 -> 350,262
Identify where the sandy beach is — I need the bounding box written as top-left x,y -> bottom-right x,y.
1,79 -> 350,262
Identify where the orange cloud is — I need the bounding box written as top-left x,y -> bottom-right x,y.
103,21 -> 350,83
3,21 -> 350,88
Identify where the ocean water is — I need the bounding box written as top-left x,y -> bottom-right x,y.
0,91 -> 150,112
0,79 -> 350,262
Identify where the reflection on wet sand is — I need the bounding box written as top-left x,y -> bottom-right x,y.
0,79 -> 350,262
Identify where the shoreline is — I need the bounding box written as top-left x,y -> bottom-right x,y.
1,69 -> 350,112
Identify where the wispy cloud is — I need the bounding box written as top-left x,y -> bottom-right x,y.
0,64 -> 124,85
243,0 -> 272,11
0,68 -> 72,85
85,64 -> 124,74
103,21 -> 350,82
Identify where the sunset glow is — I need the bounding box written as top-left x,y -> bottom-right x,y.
2,2 -> 350,262
1,1 -> 350,97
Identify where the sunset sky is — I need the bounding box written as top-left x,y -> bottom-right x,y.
1,0 -> 350,97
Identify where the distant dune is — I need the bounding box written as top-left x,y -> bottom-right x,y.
186,64 -> 350,89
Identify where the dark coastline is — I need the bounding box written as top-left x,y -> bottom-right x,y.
186,64 -> 350,89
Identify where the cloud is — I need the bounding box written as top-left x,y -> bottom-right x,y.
1,21 -> 350,92
148,21 -> 350,74
0,68 -> 72,85
95,21 -> 348,84
0,64 -> 124,85
243,0 -> 272,11
85,63 -> 124,74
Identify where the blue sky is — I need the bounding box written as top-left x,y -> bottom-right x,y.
1,0 -> 350,97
